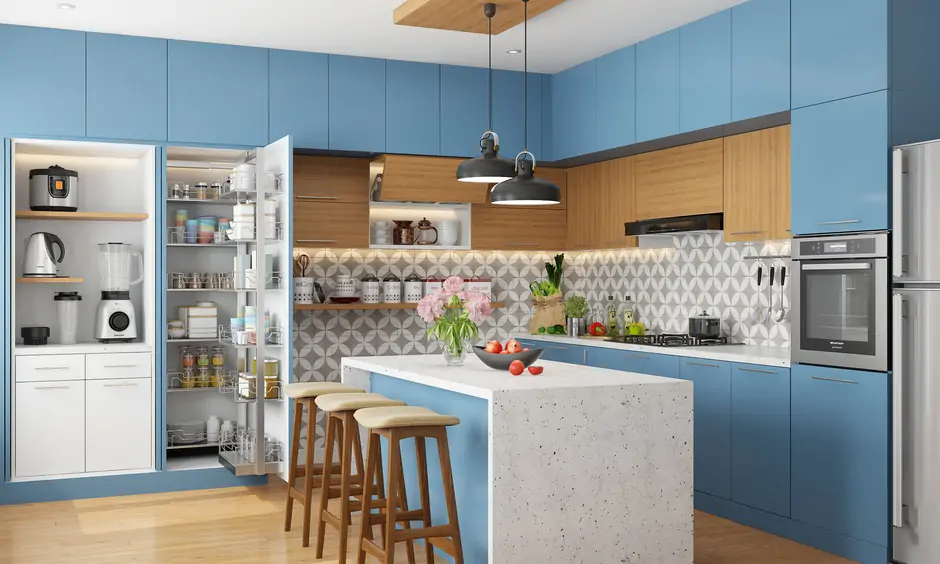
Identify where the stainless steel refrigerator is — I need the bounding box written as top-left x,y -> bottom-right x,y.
892,139 -> 940,563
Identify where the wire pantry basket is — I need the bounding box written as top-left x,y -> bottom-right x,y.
219,428 -> 283,465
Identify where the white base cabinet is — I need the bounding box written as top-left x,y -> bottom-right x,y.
86,378 -> 152,472
15,381 -> 85,478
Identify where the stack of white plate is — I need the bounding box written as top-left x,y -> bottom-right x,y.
372,221 -> 391,245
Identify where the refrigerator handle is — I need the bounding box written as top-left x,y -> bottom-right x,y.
893,149 -> 905,278
893,292 -> 905,528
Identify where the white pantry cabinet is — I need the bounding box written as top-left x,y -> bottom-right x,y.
86,378 -> 152,472
15,381 -> 85,478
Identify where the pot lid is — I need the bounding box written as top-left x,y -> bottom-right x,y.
690,309 -> 718,319
29,165 -> 78,179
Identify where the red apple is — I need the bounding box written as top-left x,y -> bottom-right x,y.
508,360 -> 525,376
504,339 -> 523,354
484,340 -> 503,354
527,365 -> 544,375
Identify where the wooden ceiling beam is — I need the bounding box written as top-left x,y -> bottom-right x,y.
393,0 -> 569,35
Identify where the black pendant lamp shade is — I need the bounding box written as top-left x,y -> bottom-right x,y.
490,153 -> 560,205
457,3 -> 515,184
493,0 -> 561,205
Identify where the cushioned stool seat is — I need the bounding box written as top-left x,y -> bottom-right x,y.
315,392 -> 405,413
354,406 -> 460,429
285,382 -> 363,399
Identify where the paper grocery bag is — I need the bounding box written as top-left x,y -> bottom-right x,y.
530,292 -> 565,334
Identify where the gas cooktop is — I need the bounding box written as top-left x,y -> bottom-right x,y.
604,333 -> 743,347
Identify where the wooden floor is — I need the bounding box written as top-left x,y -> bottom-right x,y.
0,482 -> 855,563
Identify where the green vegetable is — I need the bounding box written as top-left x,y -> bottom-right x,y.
552,324 -> 566,334
564,295 -> 589,318
529,280 -> 541,296
537,326 -> 547,334
544,253 -> 564,292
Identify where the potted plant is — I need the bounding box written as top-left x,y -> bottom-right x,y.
417,276 -> 493,366
563,295 -> 590,337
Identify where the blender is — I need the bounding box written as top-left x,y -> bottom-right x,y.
94,243 -> 144,343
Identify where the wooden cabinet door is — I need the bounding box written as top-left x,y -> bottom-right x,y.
471,208 -> 566,251
294,156 -> 369,204
377,155 -> 487,203
294,202 -> 369,248
634,139 -> 724,220
565,164 -> 599,250
596,157 -> 638,249
723,125 -> 791,242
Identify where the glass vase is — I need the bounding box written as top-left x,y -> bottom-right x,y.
441,337 -> 470,366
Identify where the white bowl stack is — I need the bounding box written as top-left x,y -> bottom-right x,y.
372,221 -> 391,245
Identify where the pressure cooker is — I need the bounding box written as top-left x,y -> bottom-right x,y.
688,310 -> 721,339
29,165 -> 78,212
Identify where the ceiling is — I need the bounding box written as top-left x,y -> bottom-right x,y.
0,0 -> 748,74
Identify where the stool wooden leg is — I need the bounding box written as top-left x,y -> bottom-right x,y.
302,399 -> 318,548
437,429 -> 464,564
374,439 -> 387,547
285,398 -> 304,532
415,437 -> 434,564
337,412 -> 356,564
315,412 -> 338,557
385,429 -> 401,564
395,448 -> 417,564
357,432 -> 380,564
352,421 -> 365,488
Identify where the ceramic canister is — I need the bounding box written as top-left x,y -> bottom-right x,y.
361,274 -> 381,304
382,275 -> 402,303
403,274 -> 423,303
423,277 -> 444,297
335,274 -> 356,297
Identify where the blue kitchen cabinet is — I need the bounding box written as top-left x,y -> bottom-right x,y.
0,25 -> 85,138
679,10 -> 732,133
791,90 -> 889,234
731,0 -> 790,121
636,30 -> 680,143
584,348 -> 680,379
791,364 -> 889,548
440,65 -> 488,158
269,49 -> 328,149
731,363 -> 790,516
595,46 -> 636,150
551,61 -> 597,160
791,0 -> 889,109
86,33 -> 167,142
329,55 -> 385,153
679,359 -> 732,499
493,71 -> 542,162
168,40 -> 268,147
386,60 -> 440,156
519,340 -> 585,365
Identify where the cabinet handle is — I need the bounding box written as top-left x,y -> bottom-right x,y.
816,219 -> 860,226
739,367 -> 777,375
296,239 -> 337,244
296,195 -> 337,201
35,366 -> 70,371
729,230 -> 764,236
34,385 -> 70,390
103,381 -> 139,387
103,364 -> 138,369
549,345 -> 570,350
811,376 -> 858,385
627,353 -> 649,360
508,243 -> 539,247
685,361 -> 719,368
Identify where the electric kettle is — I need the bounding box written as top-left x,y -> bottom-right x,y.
23,232 -> 66,277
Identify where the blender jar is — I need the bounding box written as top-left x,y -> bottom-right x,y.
54,291 -> 81,345
97,243 -> 144,291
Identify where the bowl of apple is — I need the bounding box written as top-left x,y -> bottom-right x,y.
472,339 -> 544,370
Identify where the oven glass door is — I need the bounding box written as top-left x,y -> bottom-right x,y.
800,260 -> 877,356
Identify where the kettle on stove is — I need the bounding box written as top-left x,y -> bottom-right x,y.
23,232 -> 66,278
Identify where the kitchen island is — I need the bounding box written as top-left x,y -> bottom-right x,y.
342,355 -> 693,564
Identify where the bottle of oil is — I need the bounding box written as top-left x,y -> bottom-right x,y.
606,295 -> 619,337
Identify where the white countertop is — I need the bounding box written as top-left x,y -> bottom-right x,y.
342,354 -> 684,400
517,334 -> 791,368
14,342 -> 154,356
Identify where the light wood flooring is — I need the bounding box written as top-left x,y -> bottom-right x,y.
0,482 -> 855,563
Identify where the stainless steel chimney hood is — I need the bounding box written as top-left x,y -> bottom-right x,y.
626,213 -> 724,236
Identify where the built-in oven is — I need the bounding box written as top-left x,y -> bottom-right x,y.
792,232 -> 889,372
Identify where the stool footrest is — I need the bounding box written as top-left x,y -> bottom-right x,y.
393,524 -> 455,543
429,536 -> 458,557
361,538 -> 385,560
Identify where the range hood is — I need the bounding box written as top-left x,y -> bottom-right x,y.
626,213 -> 724,236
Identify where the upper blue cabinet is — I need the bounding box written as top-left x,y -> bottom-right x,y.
679,10 -> 732,133
0,25 -> 85,138
636,30 -> 680,143
386,60 -> 440,156
440,65 -> 488,158
551,61 -> 597,160
269,50 -> 328,149
731,0 -> 790,121
329,55 -> 386,153
86,33 -> 167,142
493,70 -> 542,163
791,90 -> 889,235
168,41 -> 268,147
595,46 -> 636,151
791,0 -> 889,109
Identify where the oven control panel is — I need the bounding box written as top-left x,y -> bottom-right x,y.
799,237 -> 876,256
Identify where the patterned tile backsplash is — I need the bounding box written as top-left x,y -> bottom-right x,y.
292,234 -> 790,445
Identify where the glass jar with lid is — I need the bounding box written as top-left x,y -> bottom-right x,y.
195,346 -> 210,367
180,346 -> 194,371
211,346 -> 225,367
180,367 -> 196,389
210,366 -> 226,388
196,366 -> 210,388
194,182 -> 208,200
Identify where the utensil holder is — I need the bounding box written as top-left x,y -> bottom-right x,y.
294,277 -> 314,304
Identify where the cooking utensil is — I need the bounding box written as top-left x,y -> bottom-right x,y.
29,165 -> 78,212
313,282 -> 326,304
688,310 -> 721,338
297,254 -> 310,277
750,260 -> 764,323
766,266 -> 775,324
776,265 -> 789,322
21,327 -> 50,346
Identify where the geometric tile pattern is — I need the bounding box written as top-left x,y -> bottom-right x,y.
292,234 -> 790,449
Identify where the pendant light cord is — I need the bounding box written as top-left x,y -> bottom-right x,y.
523,0 -> 528,152
488,11 -> 493,131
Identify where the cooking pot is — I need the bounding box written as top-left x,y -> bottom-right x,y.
30,165 -> 78,212
688,310 -> 721,339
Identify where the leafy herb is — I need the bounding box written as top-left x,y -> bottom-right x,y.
563,295 -> 589,318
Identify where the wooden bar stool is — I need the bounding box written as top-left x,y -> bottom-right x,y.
313,393 -> 409,564
354,406 -> 464,564
284,382 -> 364,547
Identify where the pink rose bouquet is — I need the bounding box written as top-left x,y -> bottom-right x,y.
417,275 -> 493,364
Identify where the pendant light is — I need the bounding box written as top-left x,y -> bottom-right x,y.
456,3 -> 516,184
490,0 -> 561,205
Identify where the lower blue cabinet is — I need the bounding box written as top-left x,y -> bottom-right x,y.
679,359 -> 732,499
731,363 -> 790,516
586,348 -> 679,378
791,364 -> 889,547
535,342 -> 585,365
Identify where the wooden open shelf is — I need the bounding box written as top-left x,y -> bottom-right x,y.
17,277 -> 84,284
296,301 -> 506,312
16,211 -> 150,222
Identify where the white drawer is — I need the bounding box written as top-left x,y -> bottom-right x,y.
15,354 -> 85,383
86,352 -> 151,380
